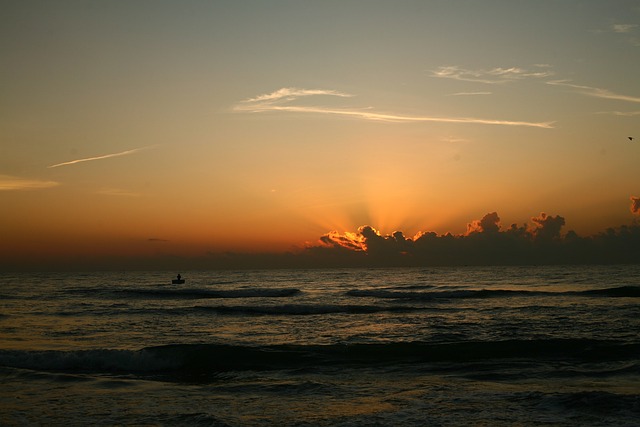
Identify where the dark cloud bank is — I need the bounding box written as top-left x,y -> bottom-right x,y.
243,211 -> 640,270
7,201 -> 640,272
189,203 -> 640,270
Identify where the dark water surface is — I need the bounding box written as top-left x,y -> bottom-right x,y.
1,265 -> 639,426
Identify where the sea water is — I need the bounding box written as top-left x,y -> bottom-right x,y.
1,265 -> 639,426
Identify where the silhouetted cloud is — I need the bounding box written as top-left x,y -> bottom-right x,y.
293,208 -> 639,267
319,230 -> 365,251
8,206 -> 640,272
631,196 -> 640,215
529,213 -> 566,241
235,87 -> 555,128
466,212 -> 500,234
124,206 -> 640,270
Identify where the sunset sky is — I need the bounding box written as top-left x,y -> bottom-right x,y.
2,1 -> 639,270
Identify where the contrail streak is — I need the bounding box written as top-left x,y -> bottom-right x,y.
238,104 -> 555,128
235,87 -> 554,129
547,80 -> 640,103
48,146 -> 155,168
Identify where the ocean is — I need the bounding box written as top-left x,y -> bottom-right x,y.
1,265 -> 639,426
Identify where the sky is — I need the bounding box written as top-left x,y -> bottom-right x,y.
2,0 -> 640,271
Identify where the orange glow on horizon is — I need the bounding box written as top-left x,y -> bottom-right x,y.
3,1 -> 640,271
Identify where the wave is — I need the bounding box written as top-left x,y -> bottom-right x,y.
347,289 -> 543,300
114,287 -> 301,299
0,348 -> 177,375
39,303 -> 430,318
347,286 -> 640,300
77,285 -> 640,302
2,339 -> 637,380
190,304 -> 422,316
579,286 -> 640,298
533,390 -> 640,421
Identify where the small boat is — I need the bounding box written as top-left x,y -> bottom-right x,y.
172,274 -> 185,284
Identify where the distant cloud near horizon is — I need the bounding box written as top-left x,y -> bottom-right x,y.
318,211 -> 569,256
235,87 -> 554,128
466,212 -> 501,234
11,205 -> 639,271
296,206 -> 640,267
631,196 -> 640,215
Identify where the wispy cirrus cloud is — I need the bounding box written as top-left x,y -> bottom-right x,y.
612,23 -> 638,34
441,135 -> 470,144
96,187 -> 141,197
547,80 -> 640,103
244,87 -> 353,103
448,91 -> 492,96
598,23 -> 640,47
0,175 -> 59,191
430,65 -> 554,84
235,87 -> 554,129
596,110 -> 640,117
48,145 -> 157,168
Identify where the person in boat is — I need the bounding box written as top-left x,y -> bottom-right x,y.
177,274 -> 181,281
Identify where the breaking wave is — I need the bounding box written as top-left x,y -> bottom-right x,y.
2,339 -> 638,381
114,288 -> 301,299
346,286 -> 640,300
